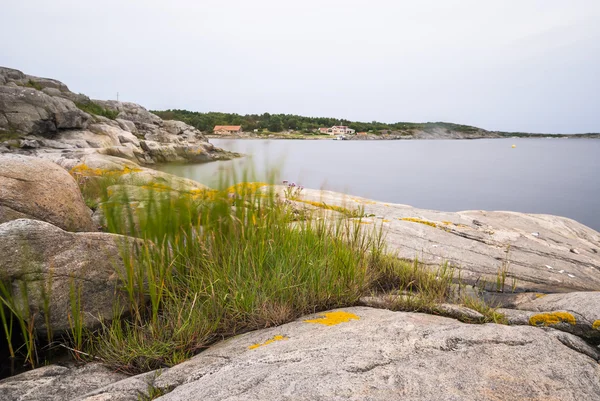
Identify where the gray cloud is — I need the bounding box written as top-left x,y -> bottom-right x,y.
2,0 -> 599,133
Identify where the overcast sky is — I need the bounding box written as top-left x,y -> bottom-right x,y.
2,1 -> 599,133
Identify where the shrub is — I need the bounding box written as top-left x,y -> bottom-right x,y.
75,101 -> 119,120
24,79 -> 43,91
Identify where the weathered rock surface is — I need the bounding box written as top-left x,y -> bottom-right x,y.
360,295 -> 486,322
0,85 -> 91,136
0,219 -> 141,332
76,370 -> 162,401
293,188 -> 600,293
0,363 -> 127,401
493,292 -> 600,343
516,291 -> 600,319
0,154 -> 95,231
0,66 -> 237,167
70,153 -> 209,190
69,307 -> 600,401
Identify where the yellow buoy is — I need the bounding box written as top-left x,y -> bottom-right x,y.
511,144 -> 516,148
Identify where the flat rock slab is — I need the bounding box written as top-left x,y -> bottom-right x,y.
294,188 -> 600,293
499,291 -> 600,342
145,307 -> 600,401
516,291 -> 600,319
0,363 -> 126,401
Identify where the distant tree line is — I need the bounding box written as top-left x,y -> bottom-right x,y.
151,109 -> 484,134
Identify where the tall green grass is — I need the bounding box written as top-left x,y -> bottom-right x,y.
0,253 -> 55,372
89,173 -> 383,373
0,165 -> 504,377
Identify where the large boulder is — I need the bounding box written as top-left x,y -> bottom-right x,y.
163,119 -> 207,143
138,140 -> 221,163
0,154 -> 95,232
0,67 -> 26,85
0,219 -> 141,332
77,307 -> 600,401
92,100 -> 162,128
66,153 -> 210,191
0,85 -> 91,136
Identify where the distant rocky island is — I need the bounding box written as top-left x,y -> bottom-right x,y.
152,110 -> 600,140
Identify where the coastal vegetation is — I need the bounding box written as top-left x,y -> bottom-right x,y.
75,101 -> 119,120
22,79 -> 43,91
0,127 -> 20,143
152,110 -> 486,135
151,109 -> 600,137
0,166 -> 505,376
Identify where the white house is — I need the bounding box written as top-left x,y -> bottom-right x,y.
318,126 -> 355,135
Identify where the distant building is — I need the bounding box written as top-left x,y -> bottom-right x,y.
213,125 -> 242,134
318,126 -> 356,135
357,132 -> 367,136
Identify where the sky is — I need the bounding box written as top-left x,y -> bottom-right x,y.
2,0 -> 599,133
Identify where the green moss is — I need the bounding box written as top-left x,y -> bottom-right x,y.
23,79 -> 43,91
75,101 -> 119,120
0,127 -> 21,143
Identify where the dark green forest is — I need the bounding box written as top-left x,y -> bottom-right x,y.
151,109 -> 599,138
151,109 -> 483,134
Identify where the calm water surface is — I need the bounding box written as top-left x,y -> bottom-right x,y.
157,138 -> 600,231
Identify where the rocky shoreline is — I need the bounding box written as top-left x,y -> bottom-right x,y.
205,131 -> 600,141
0,67 -> 239,168
0,67 -> 599,400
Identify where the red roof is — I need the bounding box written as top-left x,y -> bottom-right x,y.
214,125 -> 241,131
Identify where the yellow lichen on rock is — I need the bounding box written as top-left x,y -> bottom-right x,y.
227,182 -> 268,194
529,312 -> 576,327
400,217 -> 437,228
304,311 -> 360,326
70,163 -> 104,177
351,198 -> 375,205
295,200 -> 359,217
248,334 -> 288,350
70,163 -> 141,178
141,182 -> 174,192
592,320 -> 600,330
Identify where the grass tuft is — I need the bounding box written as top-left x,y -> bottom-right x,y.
75,101 -> 119,120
